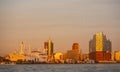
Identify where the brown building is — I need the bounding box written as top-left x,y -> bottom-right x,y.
89,51 -> 111,62
64,43 -> 80,63
66,50 -> 79,61
72,43 -> 80,51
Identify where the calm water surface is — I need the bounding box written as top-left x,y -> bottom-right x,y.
0,64 -> 120,72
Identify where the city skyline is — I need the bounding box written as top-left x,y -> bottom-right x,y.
0,0 -> 120,56
0,32 -> 118,56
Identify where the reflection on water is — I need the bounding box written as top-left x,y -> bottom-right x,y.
0,64 -> 120,72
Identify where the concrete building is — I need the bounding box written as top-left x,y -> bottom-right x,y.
89,32 -> 112,62
65,43 -> 80,63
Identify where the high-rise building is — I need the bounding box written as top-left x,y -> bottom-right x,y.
89,32 -> 112,62
44,42 -> 48,53
44,39 -> 54,61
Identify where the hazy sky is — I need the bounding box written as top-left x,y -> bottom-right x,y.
0,0 -> 120,56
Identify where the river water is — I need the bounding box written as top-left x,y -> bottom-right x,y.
0,64 -> 120,72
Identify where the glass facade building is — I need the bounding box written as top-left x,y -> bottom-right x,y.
89,32 -> 112,61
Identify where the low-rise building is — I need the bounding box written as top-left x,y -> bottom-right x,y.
115,51 -> 120,62
5,54 -> 26,61
54,52 -> 64,63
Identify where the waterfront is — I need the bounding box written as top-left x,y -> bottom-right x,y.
0,64 -> 120,72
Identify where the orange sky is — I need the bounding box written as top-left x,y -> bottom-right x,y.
0,0 -> 120,56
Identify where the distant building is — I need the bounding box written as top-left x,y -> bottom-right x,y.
111,52 -> 115,61
89,32 -> 112,62
54,52 -> 63,60
54,52 -> 64,63
5,42 -> 26,61
31,51 -> 47,62
5,54 -> 26,61
72,43 -> 80,51
44,39 -> 54,61
19,42 -> 24,55
66,50 -> 79,62
44,42 -> 48,53
65,43 -> 80,63
115,51 -> 120,62
4,41 -> 48,63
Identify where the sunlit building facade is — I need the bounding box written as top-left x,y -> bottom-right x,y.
5,54 -> 26,61
5,42 -> 26,61
44,39 -> 54,61
54,52 -> 64,63
89,32 -> 112,62
115,51 -> 120,62
5,41 -> 48,63
30,51 -> 47,62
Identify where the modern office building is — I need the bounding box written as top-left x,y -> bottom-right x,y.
89,32 -> 112,62
44,39 -> 54,61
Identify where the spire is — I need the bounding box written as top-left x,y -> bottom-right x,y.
19,41 -> 24,55
28,42 -> 31,55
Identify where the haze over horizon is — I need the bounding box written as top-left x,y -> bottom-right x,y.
0,0 -> 120,56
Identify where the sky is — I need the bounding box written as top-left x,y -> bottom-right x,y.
0,0 -> 120,56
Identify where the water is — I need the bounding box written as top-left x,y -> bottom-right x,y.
0,64 -> 120,72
